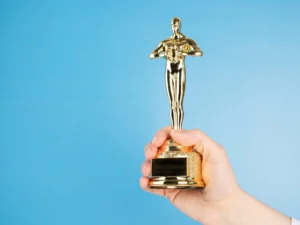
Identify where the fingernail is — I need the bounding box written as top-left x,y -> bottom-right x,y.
142,163 -> 147,173
145,146 -> 151,156
152,136 -> 157,145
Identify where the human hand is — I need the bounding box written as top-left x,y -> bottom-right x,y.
140,126 -> 242,224
140,127 -> 291,225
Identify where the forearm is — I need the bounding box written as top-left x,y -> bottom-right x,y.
215,190 -> 290,225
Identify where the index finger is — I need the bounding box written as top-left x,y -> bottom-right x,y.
151,126 -> 172,148
144,126 -> 172,160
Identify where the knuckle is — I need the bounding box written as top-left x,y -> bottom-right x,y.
193,129 -> 203,138
140,162 -> 146,172
194,129 -> 201,134
216,144 -> 227,157
144,143 -> 151,152
194,140 -> 203,151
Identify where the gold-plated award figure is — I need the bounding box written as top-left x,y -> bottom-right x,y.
149,17 -> 205,189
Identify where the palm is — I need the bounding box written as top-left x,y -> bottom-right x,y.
141,127 -> 241,224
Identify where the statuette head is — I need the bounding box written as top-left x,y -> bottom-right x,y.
171,17 -> 181,34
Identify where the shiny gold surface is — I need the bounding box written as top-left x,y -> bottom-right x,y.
149,18 -> 204,189
149,17 -> 203,130
149,140 -> 205,189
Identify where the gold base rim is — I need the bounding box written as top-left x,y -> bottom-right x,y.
149,176 -> 205,189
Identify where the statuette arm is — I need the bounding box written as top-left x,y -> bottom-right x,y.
182,39 -> 203,57
149,42 -> 165,59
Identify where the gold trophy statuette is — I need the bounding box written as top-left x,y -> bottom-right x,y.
149,17 -> 205,189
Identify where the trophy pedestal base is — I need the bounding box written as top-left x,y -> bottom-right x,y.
149,176 -> 205,189
149,139 -> 205,189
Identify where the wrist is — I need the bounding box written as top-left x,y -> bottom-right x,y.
211,188 -> 247,225
215,190 -> 290,225
198,188 -> 246,225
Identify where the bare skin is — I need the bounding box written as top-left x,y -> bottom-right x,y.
140,126 -> 291,225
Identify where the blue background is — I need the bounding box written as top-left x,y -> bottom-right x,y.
1,0 -> 300,224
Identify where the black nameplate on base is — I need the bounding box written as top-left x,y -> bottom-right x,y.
151,158 -> 187,177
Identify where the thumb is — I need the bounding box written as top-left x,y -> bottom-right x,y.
171,129 -> 237,190
170,129 -> 225,157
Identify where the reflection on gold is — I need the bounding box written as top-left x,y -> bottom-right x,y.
149,18 -> 205,189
